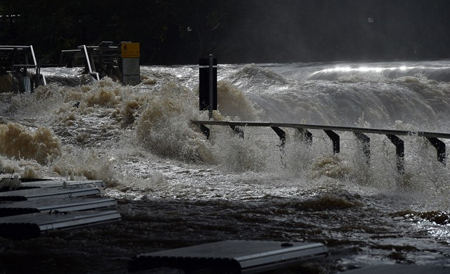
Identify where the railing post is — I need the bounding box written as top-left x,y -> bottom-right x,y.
199,124 -> 210,139
354,132 -> 370,164
426,137 -> 446,164
324,130 -> 340,154
80,45 -> 92,74
271,127 -> 286,149
190,120 -> 450,169
386,135 -> 405,174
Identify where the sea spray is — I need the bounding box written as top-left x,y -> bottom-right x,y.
213,129 -> 270,172
0,123 -> 61,164
136,81 -> 214,162
0,155 -> 45,179
230,64 -> 291,89
217,81 -> 260,120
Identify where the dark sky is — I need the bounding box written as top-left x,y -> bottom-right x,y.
216,0 -> 450,63
2,0 -> 450,64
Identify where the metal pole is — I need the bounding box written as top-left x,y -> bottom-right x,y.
81,45 -> 93,73
29,45 -> 37,66
208,54 -> 213,120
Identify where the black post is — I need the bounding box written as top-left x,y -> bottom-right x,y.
426,137 -> 446,164
354,132 -> 371,164
199,124 -> 210,139
271,127 -> 286,149
199,56 -> 217,114
208,54 -> 213,119
386,135 -> 405,174
324,130 -> 340,154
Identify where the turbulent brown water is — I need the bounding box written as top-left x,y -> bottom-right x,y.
0,62 -> 450,273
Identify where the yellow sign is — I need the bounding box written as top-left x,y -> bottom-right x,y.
121,42 -> 140,58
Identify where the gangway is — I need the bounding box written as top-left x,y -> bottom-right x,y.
0,45 -> 46,93
192,120 -> 450,174
60,41 -> 124,82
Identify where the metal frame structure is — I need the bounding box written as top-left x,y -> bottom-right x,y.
60,41 -> 124,82
0,45 -> 46,92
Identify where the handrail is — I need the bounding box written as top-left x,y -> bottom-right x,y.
0,45 -> 32,49
191,120 -> 449,173
191,120 -> 450,139
29,45 -> 37,67
79,45 -> 93,74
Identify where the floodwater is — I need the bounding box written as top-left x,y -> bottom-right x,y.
0,61 -> 450,273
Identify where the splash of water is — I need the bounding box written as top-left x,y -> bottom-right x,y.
136,81 -> 214,162
0,123 -> 61,164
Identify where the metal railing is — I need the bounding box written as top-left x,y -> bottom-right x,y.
0,45 -> 46,92
60,41 -> 124,82
192,120 -> 450,174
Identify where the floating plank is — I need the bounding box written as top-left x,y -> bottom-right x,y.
129,240 -> 328,273
0,187 -> 101,201
0,210 -> 121,240
0,197 -> 117,217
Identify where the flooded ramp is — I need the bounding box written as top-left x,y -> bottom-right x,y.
0,179 -> 120,239
128,240 -> 328,273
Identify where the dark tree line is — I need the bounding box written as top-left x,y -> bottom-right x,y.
1,0 -> 450,65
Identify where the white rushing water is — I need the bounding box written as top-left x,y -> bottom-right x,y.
1,60 -> 450,270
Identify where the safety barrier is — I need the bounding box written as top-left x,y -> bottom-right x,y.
191,120 -> 450,174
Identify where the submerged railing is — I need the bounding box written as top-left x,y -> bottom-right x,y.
191,120 -> 450,174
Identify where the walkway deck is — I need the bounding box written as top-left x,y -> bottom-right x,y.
0,179 -> 120,239
129,240 -> 328,273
